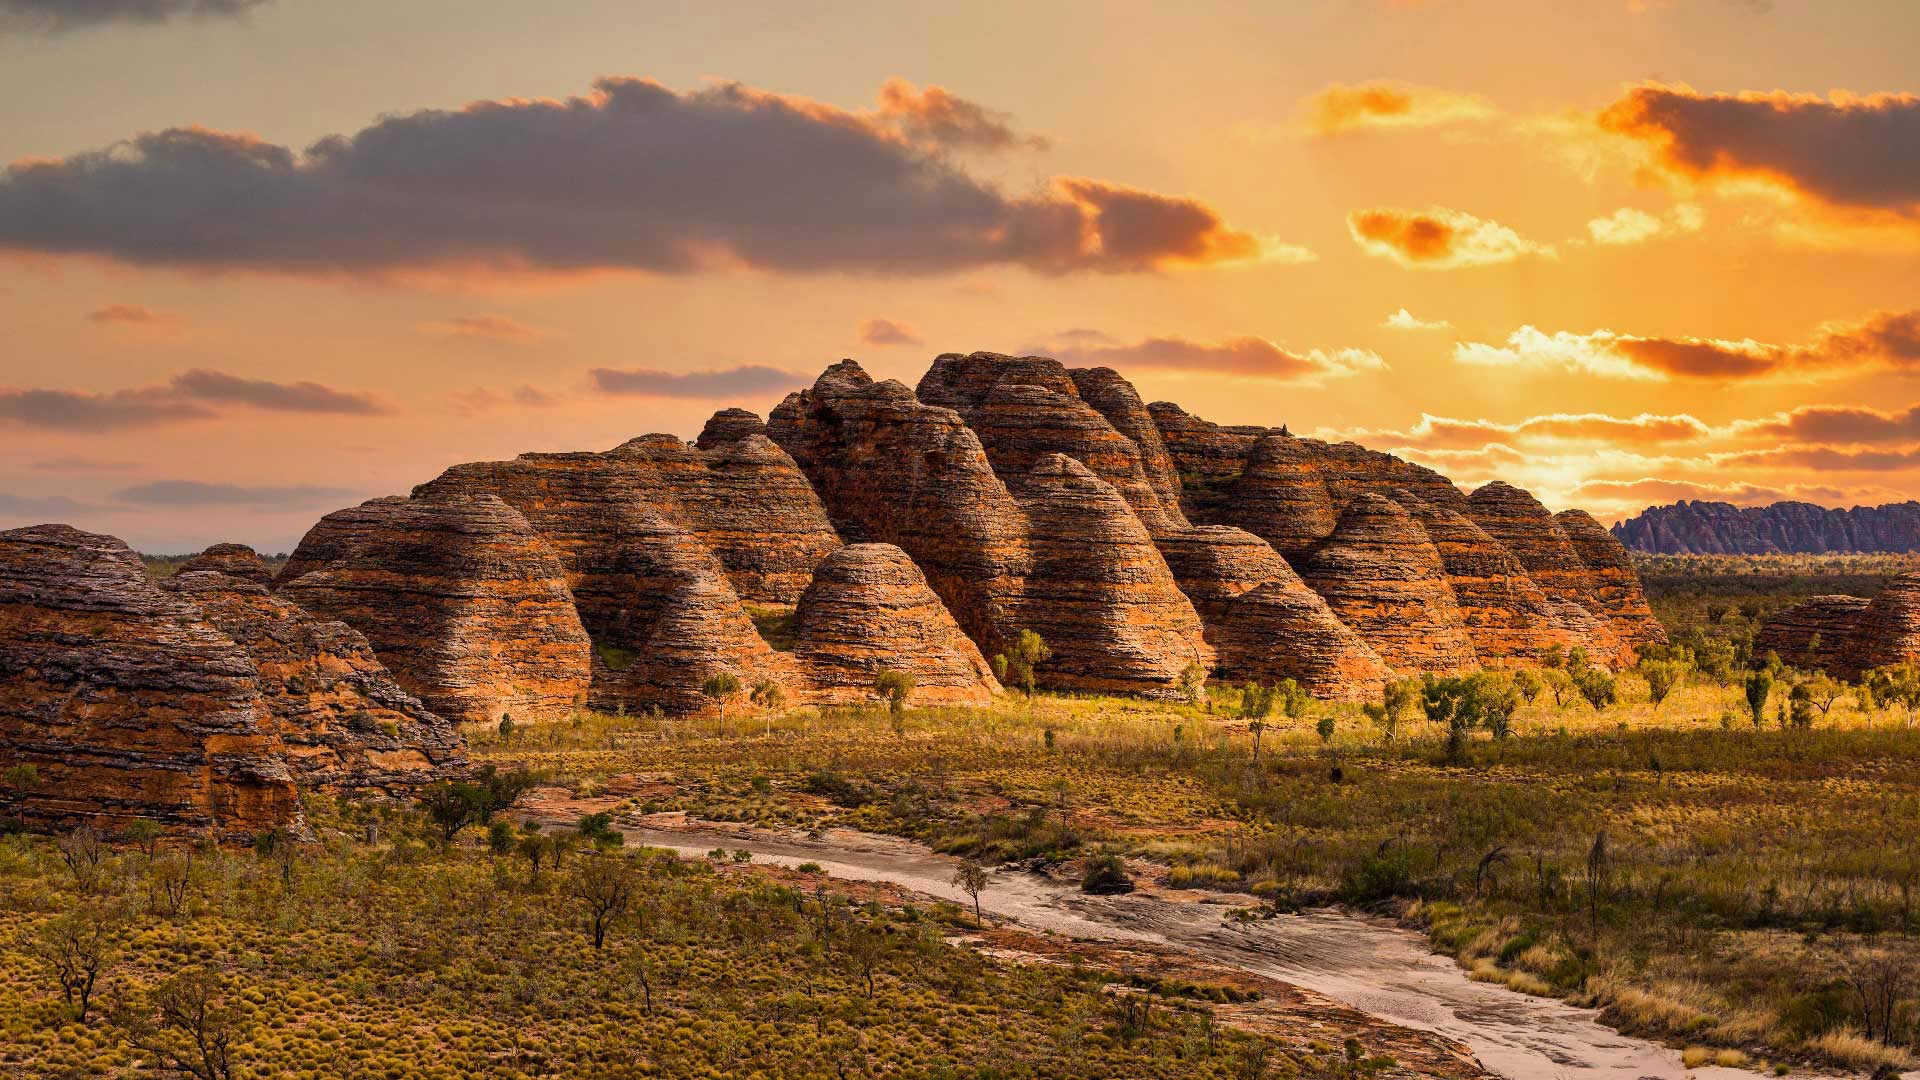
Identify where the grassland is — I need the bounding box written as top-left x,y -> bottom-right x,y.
464,659 -> 1920,1075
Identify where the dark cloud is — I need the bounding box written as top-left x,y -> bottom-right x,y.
0,386 -> 215,432
1719,446 -> 1920,472
589,365 -> 812,400
170,369 -> 383,414
0,77 -> 1265,276
857,318 -> 921,347
1,0 -> 268,32
0,369 -> 386,431
877,79 -> 1047,152
1600,83 -> 1920,215
0,491 -> 92,516
1037,334 -> 1385,385
114,481 -> 356,506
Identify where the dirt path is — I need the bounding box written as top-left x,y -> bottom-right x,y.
572,814 -> 1847,1080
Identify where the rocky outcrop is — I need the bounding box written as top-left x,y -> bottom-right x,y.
1613,499 -> 1920,555
696,407 -> 768,450
1392,491 -> 1576,667
1145,401 -> 1272,522
1465,482 -> 1628,666
1847,574 -> 1920,674
415,441 -> 809,714
1554,510 -> 1668,651
164,570 -> 467,792
179,543 -> 276,587
1299,495 -> 1479,675
279,494 -> 594,726
790,544 -> 1000,706
1755,595 -> 1872,673
0,525 -> 297,838
769,360 -> 1211,696
1158,526 -> 1387,697
1219,435 -> 1341,558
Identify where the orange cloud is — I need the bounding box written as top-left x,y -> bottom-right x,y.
1599,83 -> 1920,218
876,79 -> 1047,152
1348,207 -> 1553,268
85,303 -> 170,325
424,314 -> 538,341
1035,333 -> 1385,385
1301,81 -> 1494,135
1354,411 -> 1713,450
1455,308 -> 1920,381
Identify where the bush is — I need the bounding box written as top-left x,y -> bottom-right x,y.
1080,854 -> 1134,895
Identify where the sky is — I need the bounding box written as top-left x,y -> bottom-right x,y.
2,0 -> 1917,552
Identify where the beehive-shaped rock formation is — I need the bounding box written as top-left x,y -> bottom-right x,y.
165,569 -> 467,792
279,494 -> 593,725
1393,490 -> 1576,667
1299,495 -> 1479,675
0,525 -> 298,838
789,544 -> 1001,705
179,542 -> 276,587
1465,482 -> 1628,665
1553,509 -> 1668,652
1755,595 -> 1872,673
1848,573 -> 1920,674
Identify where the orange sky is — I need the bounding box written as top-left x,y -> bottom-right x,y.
2,0 -> 1917,551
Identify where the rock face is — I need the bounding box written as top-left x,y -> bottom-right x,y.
279,494 -> 593,726
1465,482 -> 1630,665
1553,510 -> 1668,652
1391,491 -> 1574,667
179,543 -> 276,586
1755,595 -> 1872,673
413,445 -> 806,714
789,544 -> 1000,706
1848,574 -> 1920,674
164,570 -> 467,792
769,360 -> 1211,696
1613,499 -> 1920,554
0,525 -> 297,838
1299,495 -> 1480,675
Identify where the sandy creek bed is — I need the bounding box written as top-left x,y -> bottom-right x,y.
524,809 -> 1861,1080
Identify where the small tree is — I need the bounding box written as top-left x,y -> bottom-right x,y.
57,825 -> 108,894
1511,668 -> 1544,704
3,762 -> 40,791
1787,681 -> 1816,729
1239,682 -> 1276,763
1315,715 -> 1336,745
702,672 -> 742,722
1744,669 -> 1774,729
1804,672 -> 1845,720
496,713 -> 516,746
873,668 -> 915,716
569,855 -> 636,949
749,679 -> 786,736
1640,660 -> 1684,710
1574,667 -> 1617,711
35,905 -> 121,1024
994,630 -> 1051,697
519,829 -> 551,887
1175,662 -> 1208,708
951,860 -> 990,925
115,968 -> 239,1080
124,818 -> 164,863
486,819 -> 516,860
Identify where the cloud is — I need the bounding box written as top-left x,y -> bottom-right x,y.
857,318 -> 921,347
1569,477 -> 1817,508
1348,207 -> 1554,268
0,77 -> 1276,277
0,0 -> 268,33
0,491 -> 92,516
30,456 -> 129,472
169,369 -> 384,414
1356,411 -> 1714,450
1300,81 -> 1494,136
1599,82 -> 1920,217
0,369 -> 386,431
1584,204 -> 1704,246
589,365 -> 812,400
1454,308 -> 1920,381
1734,403 -> 1920,444
876,79 -> 1047,152
113,481 -> 356,506
86,302 -> 169,324
452,384 -> 560,414
1038,334 -> 1386,385
1381,308 -> 1450,330
424,314 -> 537,341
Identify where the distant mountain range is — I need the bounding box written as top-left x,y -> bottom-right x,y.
1612,500 -> 1920,554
